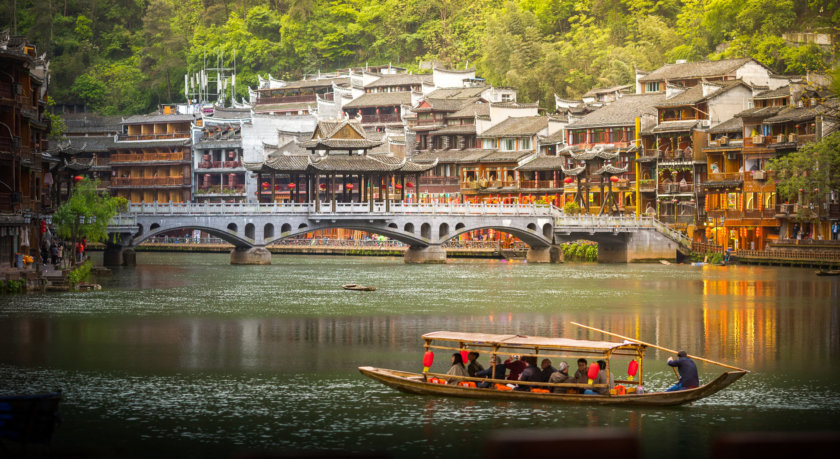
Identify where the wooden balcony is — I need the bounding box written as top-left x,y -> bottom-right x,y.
111,176 -> 191,187
659,182 -> 694,194
419,176 -> 459,186
360,113 -> 401,124
744,170 -> 776,182
197,160 -> 243,169
110,152 -> 188,163
117,132 -> 190,141
707,172 -> 743,182
196,185 -> 245,195
520,180 -> 561,189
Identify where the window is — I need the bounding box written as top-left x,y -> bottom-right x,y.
593,129 -> 607,143
646,82 -> 660,93
501,93 -> 512,102
502,138 -> 515,151
482,138 -> 495,149
571,130 -> 587,144
520,137 -> 531,150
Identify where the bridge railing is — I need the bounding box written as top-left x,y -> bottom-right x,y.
122,201 -> 556,217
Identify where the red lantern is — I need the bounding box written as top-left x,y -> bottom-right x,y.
564,177 -> 574,184
406,182 -> 414,188
423,351 -> 434,369
460,350 -> 469,365
628,360 -> 639,380
74,175 -> 84,182
610,176 -> 620,183
274,184 -> 281,190
346,183 -> 354,190
262,182 -> 269,189
288,182 -> 296,190
587,362 -> 600,382
320,183 -> 327,190
395,183 -> 403,190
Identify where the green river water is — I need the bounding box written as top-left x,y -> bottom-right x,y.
1,252 -> 839,458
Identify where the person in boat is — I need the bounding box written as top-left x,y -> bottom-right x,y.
467,352 -> 484,377
504,355 -> 527,381
548,361 -> 570,393
540,358 -> 556,382
584,360 -> 614,395
515,356 -> 542,391
446,353 -> 468,384
476,355 -> 507,388
665,350 -> 699,392
571,358 -> 588,384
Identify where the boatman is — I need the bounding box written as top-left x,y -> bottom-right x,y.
666,350 -> 699,391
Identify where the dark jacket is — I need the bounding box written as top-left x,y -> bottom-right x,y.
540,365 -> 556,382
515,365 -> 543,391
667,357 -> 699,388
467,361 -> 485,377
476,363 -> 506,381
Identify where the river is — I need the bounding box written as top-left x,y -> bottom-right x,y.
1,253 -> 839,458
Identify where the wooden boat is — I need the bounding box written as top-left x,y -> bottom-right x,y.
343,283 -> 376,291
816,269 -> 840,276
0,391 -> 62,444
359,324 -> 747,407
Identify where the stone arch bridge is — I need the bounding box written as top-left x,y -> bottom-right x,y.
105,202 -> 688,265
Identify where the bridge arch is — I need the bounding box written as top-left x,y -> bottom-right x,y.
281,223 -> 291,234
130,224 -> 256,248
444,225 -> 552,248
245,223 -> 255,239
421,223 -> 431,239
263,221 -> 428,247
439,223 -> 449,238
227,223 -> 237,232
264,223 -> 274,239
404,222 -> 414,234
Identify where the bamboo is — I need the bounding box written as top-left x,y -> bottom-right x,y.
570,322 -> 748,372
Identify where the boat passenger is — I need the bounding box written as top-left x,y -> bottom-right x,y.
540,359 -> 556,382
665,350 -> 699,392
446,353 -> 468,384
515,357 -> 542,391
504,355 -> 527,381
476,355 -> 506,388
572,358 -> 588,384
467,352 -> 484,377
584,360 -> 614,395
548,361 -> 570,393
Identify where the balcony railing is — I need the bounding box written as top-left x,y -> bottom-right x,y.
360,113 -> 401,124
196,185 -> 245,195
111,176 -> 191,187
198,160 -> 242,169
117,132 -> 190,141
520,180 -> 561,189
659,149 -> 694,162
256,94 -> 318,105
414,118 -> 441,126
658,215 -> 695,224
638,180 -> 656,192
743,170 -> 776,182
110,152 -> 188,163
659,183 -> 695,194
707,172 -> 743,182
419,176 -> 460,186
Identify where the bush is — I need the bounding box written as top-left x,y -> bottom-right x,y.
561,241 -> 598,262
0,279 -> 26,294
68,261 -> 92,286
563,201 -> 580,215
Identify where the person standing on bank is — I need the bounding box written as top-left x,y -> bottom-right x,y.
666,350 -> 699,392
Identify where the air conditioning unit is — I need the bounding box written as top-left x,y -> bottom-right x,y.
719,136 -> 728,145
776,134 -> 785,143
753,170 -> 766,180
753,135 -> 764,144
788,133 -> 797,143
726,152 -> 738,160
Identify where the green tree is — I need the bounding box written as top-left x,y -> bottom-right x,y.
54,178 -> 128,262
769,132 -> 840,221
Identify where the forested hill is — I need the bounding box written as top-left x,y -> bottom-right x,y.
2,1 -> 837,115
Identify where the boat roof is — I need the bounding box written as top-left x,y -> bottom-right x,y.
422,331 -> 644,353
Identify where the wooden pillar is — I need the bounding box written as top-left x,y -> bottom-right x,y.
368,174 -> 374,211
271,172 -> 276,203
315,174 -> 320,212
400,174 -> 406,202
257,172 -> 263,203
385,174 -> 391,212
343,175 -> 348,202
330,173 -> 336,212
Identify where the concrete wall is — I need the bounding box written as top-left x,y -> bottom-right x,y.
735,61 -> 776,89
709,85 -> 753,127
433,68 -> 475,88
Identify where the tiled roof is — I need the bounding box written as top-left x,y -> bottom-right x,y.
539,131 -> 567,144
210,108 -> 252,119
754,86 -> 791,100
343,91 -> 412,108
364,74 -> 432,88
735,105 -> 786,119
264,153 -> 310,172
593,164 -> 629,175
410,149 -> 492,164
123,114 -> 197,124
300,138 -> 383,150
478,150 -> 535,163
516,155 -> 567,171
434,67 -> 477,74
568,93 -> 664,129
656,80 -> 748,107
449,102 -> 490,118
63,115 -> 122,134
582,85 -> 632,98
252,102 -> 314,112
308,153 -> 434,172
49,135 -> 116,154
638,58 -> 754,83
764,104 -> 839,124
257,77 -> 349,91
427,87 -> 486,99
414,97 -> 479,112
651,120 -> 700,133
709,117 -> 743,133
479,116 -> 548,137
429,124 -> 476,135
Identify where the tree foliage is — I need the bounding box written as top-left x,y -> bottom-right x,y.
0,0 -> 834,114
769,132 -> 840,221
54,178 -> 128,245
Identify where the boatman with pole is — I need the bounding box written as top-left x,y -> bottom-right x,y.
666,350 -> 699,392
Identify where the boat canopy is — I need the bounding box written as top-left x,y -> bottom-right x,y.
422,331 -> 646,354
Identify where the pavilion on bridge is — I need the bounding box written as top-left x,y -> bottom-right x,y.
246,118 -> 436,212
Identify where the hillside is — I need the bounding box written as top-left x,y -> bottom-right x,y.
1,0 -> 837,115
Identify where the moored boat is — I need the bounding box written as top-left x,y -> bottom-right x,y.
359,324 -> 747,406
343,283 -> 376,291
815,269 -> 840,276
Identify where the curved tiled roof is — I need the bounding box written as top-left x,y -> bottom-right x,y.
638,58 -> 754,83
478,116 -> 548,137
567,94 -> 664,129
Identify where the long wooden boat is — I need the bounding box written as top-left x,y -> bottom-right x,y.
816,269 -> 840,276
343,283 -> 376,291
359,326 -> 747,407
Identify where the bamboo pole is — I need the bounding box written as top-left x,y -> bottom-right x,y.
570,322 -> 748,372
